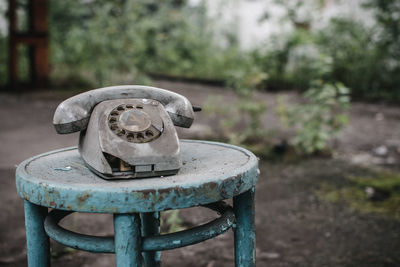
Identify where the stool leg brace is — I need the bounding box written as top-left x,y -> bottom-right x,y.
23,188 -> 256,267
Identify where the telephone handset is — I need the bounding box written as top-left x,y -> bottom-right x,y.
53,85 -> 197,179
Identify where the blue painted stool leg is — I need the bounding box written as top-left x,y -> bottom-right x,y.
24,200 -> 50,267
141,212 -> 161,267
233,187 -> 256,267
114,213 -> 142,267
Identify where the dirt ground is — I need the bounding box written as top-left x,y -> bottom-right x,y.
1,80 -> 400,267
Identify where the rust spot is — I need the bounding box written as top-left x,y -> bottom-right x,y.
218,172 -> 250,199
49,201 -> 57,208
234,178 -> 243,195
78,193 -> 90,203
221,188 -> 226,196
205,182 -> 218,190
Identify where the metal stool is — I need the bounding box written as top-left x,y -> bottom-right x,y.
16,140 -> 259,267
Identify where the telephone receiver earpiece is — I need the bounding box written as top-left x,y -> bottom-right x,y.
53,85 -> 195,134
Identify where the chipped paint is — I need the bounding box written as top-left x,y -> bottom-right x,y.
54,166 -> 72,171
17,140 -> 258,266
44,201 -> 237,253
24,201 -> 50,266
234,187 -> 256,266
16,140 -> 258,213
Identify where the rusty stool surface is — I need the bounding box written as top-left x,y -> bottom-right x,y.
16,140 -> 259,267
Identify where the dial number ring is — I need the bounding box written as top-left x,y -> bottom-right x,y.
108,104 -> 162,143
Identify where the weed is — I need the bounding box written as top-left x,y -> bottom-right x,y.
204,65 -> 268,152
278,81 -> 350,154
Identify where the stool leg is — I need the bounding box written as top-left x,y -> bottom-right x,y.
23,201 -> 50,267
233,187 -> 256,267
114,213 -> 142,267
141,212 -> 161,267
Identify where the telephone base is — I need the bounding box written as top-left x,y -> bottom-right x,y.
85,163 -> 179,180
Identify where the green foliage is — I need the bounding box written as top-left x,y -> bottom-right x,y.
50,247 -> 76,259
0,36 -> 32,84
161,210 -> 185,233
225,58 -> 268,96
364,0 -> 400,49
317,171 -> 400,221
204,94 -> 267,147
205,65 -> 267,147
254,0 -> 328,91
17,45 -> 30,82
279,81 -> 350,154
256,0 -> 400,102
363,0 -> 400,100
1,0 -> 396,104
316,18 -> 399,101
351,172 -> 400,193
48,0 -> 245,87
50,0 -> 156,86
0,35 -> 8,86
253,27 -> 334,91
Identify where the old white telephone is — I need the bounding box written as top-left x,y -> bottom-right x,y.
53,85 -> 199,179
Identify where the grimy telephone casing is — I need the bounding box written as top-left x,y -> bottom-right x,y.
53,85 -> 195,179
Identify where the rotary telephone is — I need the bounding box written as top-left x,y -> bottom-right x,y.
53,85 -> 198,179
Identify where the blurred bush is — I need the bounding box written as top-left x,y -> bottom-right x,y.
205,64 -> 268,147
317,17 -> 400,102
48,0 -> 245,87
278,81 -> 350,154
0,0 -> 398,102
255,0 -> 400,102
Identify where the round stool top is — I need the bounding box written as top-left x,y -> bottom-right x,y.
16,140 -> 259,213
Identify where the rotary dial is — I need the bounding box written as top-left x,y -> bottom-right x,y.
108,103 -> 162,143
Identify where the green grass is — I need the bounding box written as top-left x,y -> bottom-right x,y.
317,171 -> 400,220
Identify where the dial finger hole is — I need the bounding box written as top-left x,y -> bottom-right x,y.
137,132 -> 144,139
117,129 -> 126,136
126,132 -> 135,140
110,124 -> 118,131
110,111 -> 119,116
109,117 -> 117,123
117,105 -> 125,111
125,104 -> 133,109
145,130 -> 153,137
